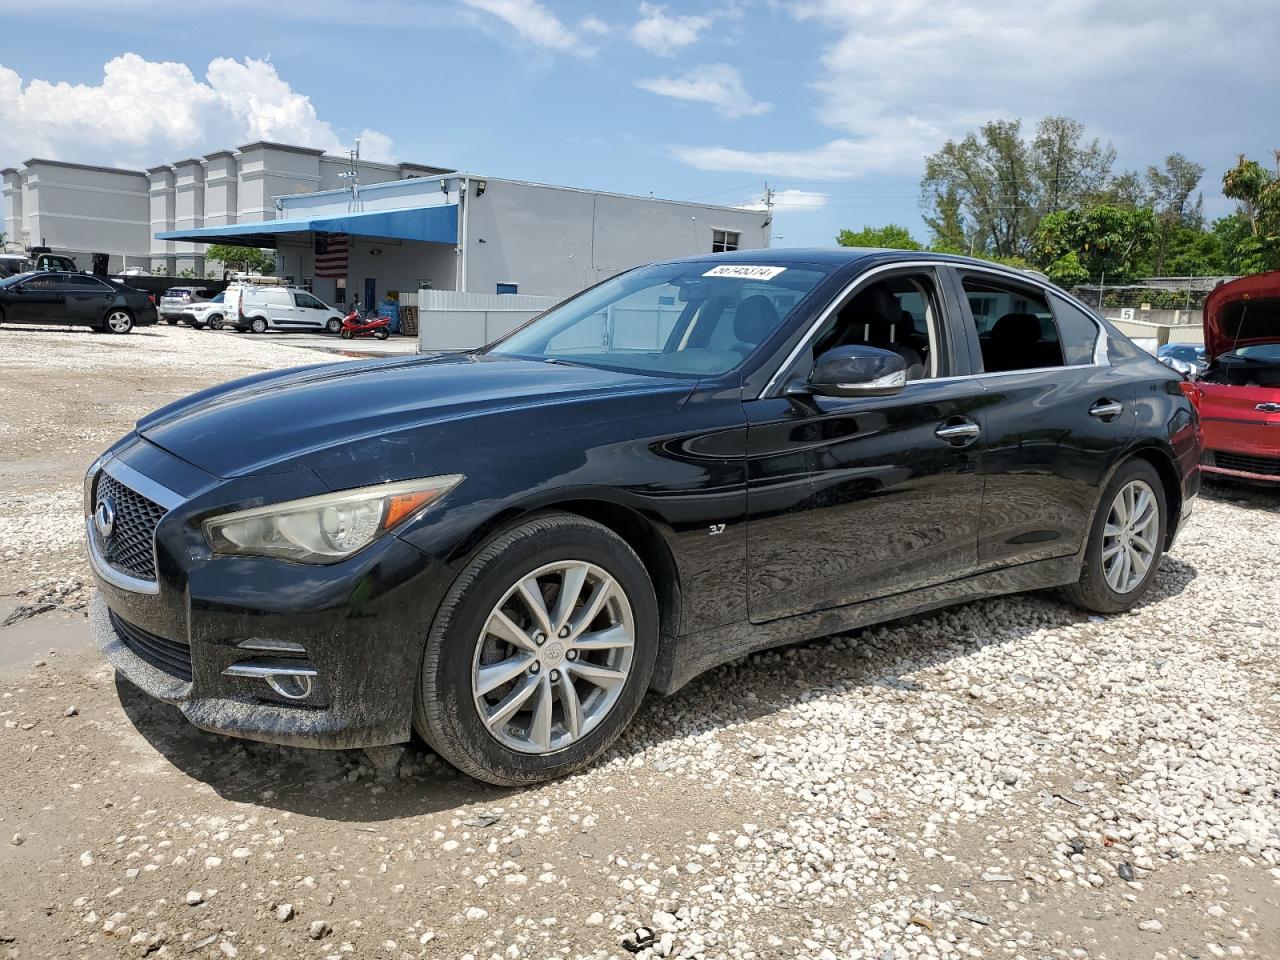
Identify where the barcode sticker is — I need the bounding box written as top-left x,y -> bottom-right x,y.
702,265 -> 787,280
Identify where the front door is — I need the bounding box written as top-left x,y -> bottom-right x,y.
745,266 -> 987,623
10,274 -> 65,322
292,291 -> 330,328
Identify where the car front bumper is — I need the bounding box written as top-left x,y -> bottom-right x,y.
86,444 -> 456,749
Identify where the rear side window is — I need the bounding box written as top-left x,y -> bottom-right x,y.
963,276 -> 1063,372
1049,295 -> 1101,365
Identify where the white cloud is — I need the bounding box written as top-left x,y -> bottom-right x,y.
579,14 -> 610,35
736,188 -> 828,212
460,0 -> 593,55
671,0 -> 1280,179
630,2 -> 713,56
0,54 -> 394,168
636,64 -> 771,119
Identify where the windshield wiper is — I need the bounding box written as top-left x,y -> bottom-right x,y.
543,357 -> 590,367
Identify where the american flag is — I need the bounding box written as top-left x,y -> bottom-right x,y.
314,233 -> 349,279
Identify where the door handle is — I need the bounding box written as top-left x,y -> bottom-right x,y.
1089,400 -> 1124,421
934,418 -> 981,444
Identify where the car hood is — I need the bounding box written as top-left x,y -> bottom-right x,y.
137,353 -> 696,480
1203,271 -> 1280,357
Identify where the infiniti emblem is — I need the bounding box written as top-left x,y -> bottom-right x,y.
95,496 -> 117,540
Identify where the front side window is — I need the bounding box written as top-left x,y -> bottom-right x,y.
712,230 -> 740,253
963,276 -> 1063,372
488,261 -> 834,377
809,273 -> 943,381
296,292 -> 325,310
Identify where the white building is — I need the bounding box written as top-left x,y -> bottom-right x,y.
158,172 -> 771,307
1,142 -> 449,275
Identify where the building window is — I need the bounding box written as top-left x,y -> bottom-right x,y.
496,282 -> 518,295
335,278 -> 346,304
712,230 -> 740,253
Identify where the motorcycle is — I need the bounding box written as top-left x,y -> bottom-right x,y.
339,306 -> 391,341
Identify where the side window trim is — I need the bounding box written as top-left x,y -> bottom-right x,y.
760,263 -> 955,396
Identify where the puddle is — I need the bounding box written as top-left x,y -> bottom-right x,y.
0,607 -> 90,674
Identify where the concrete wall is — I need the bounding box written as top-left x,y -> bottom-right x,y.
275,236 -> 456,306
1111,318 -> 1205,346
462,179 -> 770,298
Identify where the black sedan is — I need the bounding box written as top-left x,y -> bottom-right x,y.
0,271 -> 158,333
84,249 -> 1201,784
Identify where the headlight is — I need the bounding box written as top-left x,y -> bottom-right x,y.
202,475 -> 463,563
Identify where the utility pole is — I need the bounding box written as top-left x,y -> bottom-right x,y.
340,139 -> 362,212
1098,271 -> 1105,311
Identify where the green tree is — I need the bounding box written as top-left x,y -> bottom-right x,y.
921,115 -> 1116,259
204,243 -> 275,275
1144,153 -> 1205,274
1221,151 -> 1280,272
1032,205 -> 1157,283
836,224 -> 923,250
924,187 -> 967,253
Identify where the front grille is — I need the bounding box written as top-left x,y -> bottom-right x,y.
95,472 -> 167,581
109,611 -> 193,682
1210,451 -> 1280,476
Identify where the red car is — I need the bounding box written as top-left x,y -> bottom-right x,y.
1196,271 -> 1280,483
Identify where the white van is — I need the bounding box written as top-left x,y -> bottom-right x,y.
225,284 -> 345,334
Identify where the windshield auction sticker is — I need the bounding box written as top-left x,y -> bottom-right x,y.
702,265 -> 788,280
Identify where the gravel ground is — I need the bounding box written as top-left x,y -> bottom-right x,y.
0,324 -> 1277,960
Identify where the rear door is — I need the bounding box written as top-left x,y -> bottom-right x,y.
744,263 -> 989,622
60,274 -> 115,324
264,289 -> 296,326
951,268 -> 1137,567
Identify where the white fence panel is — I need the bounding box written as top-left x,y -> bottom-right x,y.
416,290 -> 559,352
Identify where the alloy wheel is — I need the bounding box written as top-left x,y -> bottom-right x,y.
1102,479 -> 1159,593
106,310 -> 132,334
472,560 -> 635,755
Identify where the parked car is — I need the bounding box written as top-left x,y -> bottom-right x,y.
180,291 -> 228,330
0,271 -> 157,333
225,284 -> 345,334
1157,342 -> 1208,374
1194,271 -> 1280,483
0,253 -> 33,278
85,249 -> 1201,784
159,286 -> 214,325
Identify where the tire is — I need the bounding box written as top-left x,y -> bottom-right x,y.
326,317 -> 342,335
104,309 -> 134,335
375,328 -> 390,340
413,513 -> 658,786
250,317 -> 268,334
208,314 -> 224,331
165,318 -> 178,325
1063,459 -> 1167,614
340,329 -> 353,340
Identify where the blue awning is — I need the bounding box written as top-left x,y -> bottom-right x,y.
156,204 -> 458,247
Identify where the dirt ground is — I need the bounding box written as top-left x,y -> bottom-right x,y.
0,324 -> 1277,960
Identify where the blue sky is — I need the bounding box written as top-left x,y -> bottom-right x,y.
1,0 -> 1276,248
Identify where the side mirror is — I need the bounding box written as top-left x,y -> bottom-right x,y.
795,345 -> 907,399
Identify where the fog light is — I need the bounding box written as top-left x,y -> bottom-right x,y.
223,661 -> 318,701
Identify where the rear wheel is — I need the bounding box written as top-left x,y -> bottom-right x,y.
413,513 -> 658,786
250,317 -> 268,334
1063,459 -> 1167,614
375,328 -> 390,340
104,310 -> 134,335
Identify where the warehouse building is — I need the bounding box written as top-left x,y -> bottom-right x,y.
1,142 -> 450,275
155,172 -> 771,306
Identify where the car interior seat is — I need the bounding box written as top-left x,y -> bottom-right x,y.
732,295 -> 782,354
985,312 -> 1059,372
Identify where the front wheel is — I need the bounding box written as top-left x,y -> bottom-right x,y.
413,513 -> 658,786
208,314 -> 224,331
104,310 -> 134,335
250,317 -> 268,334
1063,459 -> 1167,614
326,317 -> 342,335
340,329 -> 353,340
164,318 -> 178,325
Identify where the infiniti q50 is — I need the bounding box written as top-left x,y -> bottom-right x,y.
85,249 -> 1201,785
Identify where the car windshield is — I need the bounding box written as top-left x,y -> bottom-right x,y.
208,292 -> 225,303
486,261 -> 834,377
1226,343 -> 1280,362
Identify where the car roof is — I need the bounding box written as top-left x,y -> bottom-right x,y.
659,246 -> 1047,277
